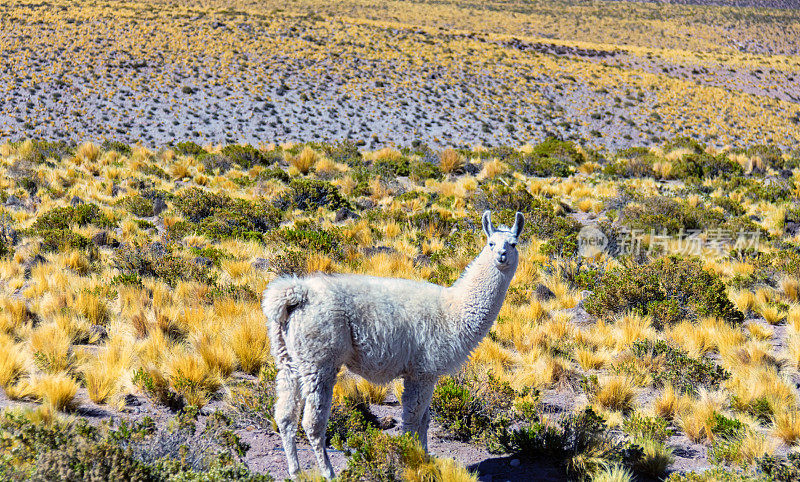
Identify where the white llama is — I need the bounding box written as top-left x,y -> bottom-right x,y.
261,210 -> 524,479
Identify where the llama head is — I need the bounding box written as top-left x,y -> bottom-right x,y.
482,210 -> 524,271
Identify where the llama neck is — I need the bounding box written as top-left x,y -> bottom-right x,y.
446,250 -> 514,346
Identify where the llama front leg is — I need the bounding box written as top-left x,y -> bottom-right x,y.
401,378 -> 436,451
274,369 -> 302,476
301,372 -> 336,479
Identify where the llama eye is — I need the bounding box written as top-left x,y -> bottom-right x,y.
489,242 -> 495,248
510,242 -> 517,248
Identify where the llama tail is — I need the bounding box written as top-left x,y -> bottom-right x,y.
262,276 -> 308,368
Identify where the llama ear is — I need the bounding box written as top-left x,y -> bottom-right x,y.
482,210 -> 495,237
513,212 -> 525,237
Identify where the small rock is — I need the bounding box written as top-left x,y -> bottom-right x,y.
355,198 -> 375,210
70,195 -> 84,206
149,241 -> 167,257
92,231 -> 109,247
787,221 -> 800,236
4,195 -> 20,207
194,256 -> 213,267
362,245 -> 396,257
152,197 -> 167,215
509,459 -> 520,467
749,214 -> 761,222
413,254 -> 431,266
781,169 -> 793,178
111,184 -> 124,197
252,257 -> 271,271
535,283 -> 555,301
89,324 -> 108,342
124,394 -> 142,406
462,162 -> 481,175
23,254 -> 47,279
378,416 -> 397,430
335,207 -> 358,222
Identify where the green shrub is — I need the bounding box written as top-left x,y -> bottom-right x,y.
622,413 -> 673,443
173,188 -> 281,240
19,139 -> 74,164
32,204 -> 115,231
630,340 -> 729,394
492,407 -> 643,481
431,373 -> 516,443
513,137 -> 584,177
114,243 -> 217,287
671,152 -> 743,180
274,226 -> 342,256
758,453 -> 800,482
175,141 -> 207,157
219,145 -> 278,169
228,366 -> 277,432
584,256 -> 744,327
337,429 -> 429,482
274,179 -> 351,212
118,195 -> 155,217
666,468 -> 769,482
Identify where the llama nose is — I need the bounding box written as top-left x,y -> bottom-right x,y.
499,253 -> 507,263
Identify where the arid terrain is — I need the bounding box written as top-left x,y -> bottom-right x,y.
0,1 -> 799,482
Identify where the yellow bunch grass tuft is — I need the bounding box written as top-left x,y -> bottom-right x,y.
594,376 -> 636,412
166,350 -> 223,407
33,372 -> 79,412
439,149 -> 463,174
773,409 -> 800,445
0,333 -> 27,389
231,312 -> 270,375
290,146 -> 318,174
30,323 -> 74,374
84,336 -> 134,404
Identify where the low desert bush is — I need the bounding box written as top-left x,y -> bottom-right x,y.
585,256 -> 744,328
629,340 -> 729,394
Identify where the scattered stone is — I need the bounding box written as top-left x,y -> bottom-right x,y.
23,254 -> 47,279
70,195 -> 84,206
152,197 -> 167,215
355,198 -> 375,210
92,231 -> 109,247
413,254 -> 431,266
252,257 -> 271,271
378,416 -> 397,430
335,207 -> 358,222
534,283 -> 555,301
787,221 -> 800,236
89,324 -> 108,342
362,245 -> 396,257
194,256 -> 213,267
124,394 -> 142,407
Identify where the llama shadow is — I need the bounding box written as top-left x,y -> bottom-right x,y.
469,456 -> 566,482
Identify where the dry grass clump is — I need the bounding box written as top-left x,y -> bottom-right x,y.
166,350 -> 223,407
0,333 -> 27,389
230,312 -> 270,375
593,376 -> 636,412
291,146 -> 318,174
29,323 -> 73,374
773,409 -> 800,445
32,372 -> 79,412
439,149 -> 463,174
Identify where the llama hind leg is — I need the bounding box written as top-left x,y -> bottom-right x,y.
274,369 -> 302,476
401,378 -> 436,451
301,372 -> 336,479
